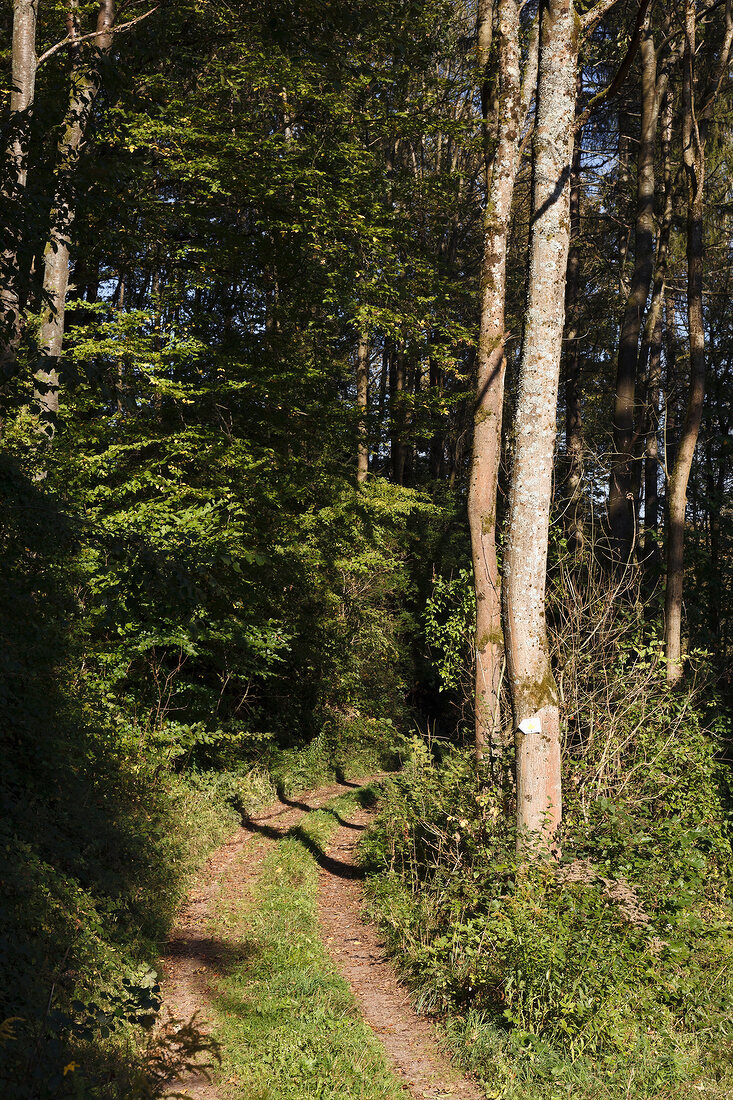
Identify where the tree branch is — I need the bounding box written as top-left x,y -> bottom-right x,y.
37,5 -> 158,67
574,0 -> 653,131
580,0 -> 622,35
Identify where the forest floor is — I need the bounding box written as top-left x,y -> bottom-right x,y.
158,778 -> 484,1100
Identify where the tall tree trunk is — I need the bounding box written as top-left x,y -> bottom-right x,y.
563,84 -> 584,552
468,0 -> 538,765
608,20 -> 658,566
33,0 -> 115,442
356,333 -> 369,483
641,92 -> 674,563
1,0 -> 38,384
665,1 -> 704,684
665,0 -> 733,682
503,0 -> 577,854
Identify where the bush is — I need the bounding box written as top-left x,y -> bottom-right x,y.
363,553 -> 733,1097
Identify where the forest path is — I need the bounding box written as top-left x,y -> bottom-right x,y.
159,777 -> 485,1100
318,806 -> 485,1100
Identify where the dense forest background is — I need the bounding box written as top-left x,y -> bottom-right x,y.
3,0 -> 733,1097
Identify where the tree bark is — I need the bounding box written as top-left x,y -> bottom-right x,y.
356,333 -> 369,483
641,91 -> 674,562
608,19 -> 658,566
33,0 -> 116,442
665,0 -> 733,682
665,1 -> 704,684
1,0 -> 38,383
468,0 -> 538,764
563,81 -> 584,552
503,0 -> 578,855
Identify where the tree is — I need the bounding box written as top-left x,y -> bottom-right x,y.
502,0 -> 603,853
608,11 -> 680,564
665,0 -> 733,682
33,0 -> 117,441
1,0 -> 38,388
467,0 -> 537,764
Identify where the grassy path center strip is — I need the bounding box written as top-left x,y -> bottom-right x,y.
208,789 -> 406,1100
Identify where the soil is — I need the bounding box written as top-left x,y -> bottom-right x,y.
318,808 -> 485,1100
158,778 -> 486,1100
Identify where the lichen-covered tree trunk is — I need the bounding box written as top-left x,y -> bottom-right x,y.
468,0 -> 537,764
1,0 -> 38,385
563,90 -> 584,553
503,0 -> 578,854
33,0 -> 115,442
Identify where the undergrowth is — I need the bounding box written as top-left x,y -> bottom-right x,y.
0,452 -> 406,1096
363,688 -> 733,1098
0,725 -> 393,1097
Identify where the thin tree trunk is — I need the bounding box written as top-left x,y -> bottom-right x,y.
666,1 -> 704,684
665,0 -> 733,682
1,0 -> 38,384
356,333 -> 369,483
608,20 -> 658,566
468,0 -> 538,765
641,92 -> 674,563
503,0 -> 577,855
33,0 -> 116,442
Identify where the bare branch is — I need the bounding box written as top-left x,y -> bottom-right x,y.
37,5 -> 157,67
580,0 -> 622,35
574,0 -> 653,131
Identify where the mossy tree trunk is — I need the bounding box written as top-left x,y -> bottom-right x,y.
467,0 -> 538,765
503,0 -> 578,855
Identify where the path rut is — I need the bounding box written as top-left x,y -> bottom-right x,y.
318,807 -> 485,1100
158,778 -> 485,1100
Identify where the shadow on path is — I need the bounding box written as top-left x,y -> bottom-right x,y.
244,815 -> 365,880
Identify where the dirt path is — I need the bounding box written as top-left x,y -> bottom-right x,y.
158,777 -> 485,1100
159,780 -> 353,1098
318,807 -> 485,1100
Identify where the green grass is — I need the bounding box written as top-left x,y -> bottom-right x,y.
362,760 -> 733,1100
208,789 -> 405,1100
438,1007 -> 733,1100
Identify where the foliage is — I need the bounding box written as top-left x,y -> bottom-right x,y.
363,575 -> 733,1097
423,566 -> 475,695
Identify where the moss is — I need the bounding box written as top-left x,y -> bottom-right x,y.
481,511 -> 495,534
477,629 -> 503,651
515,664 -> 559,712
474,406 -> 494,426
